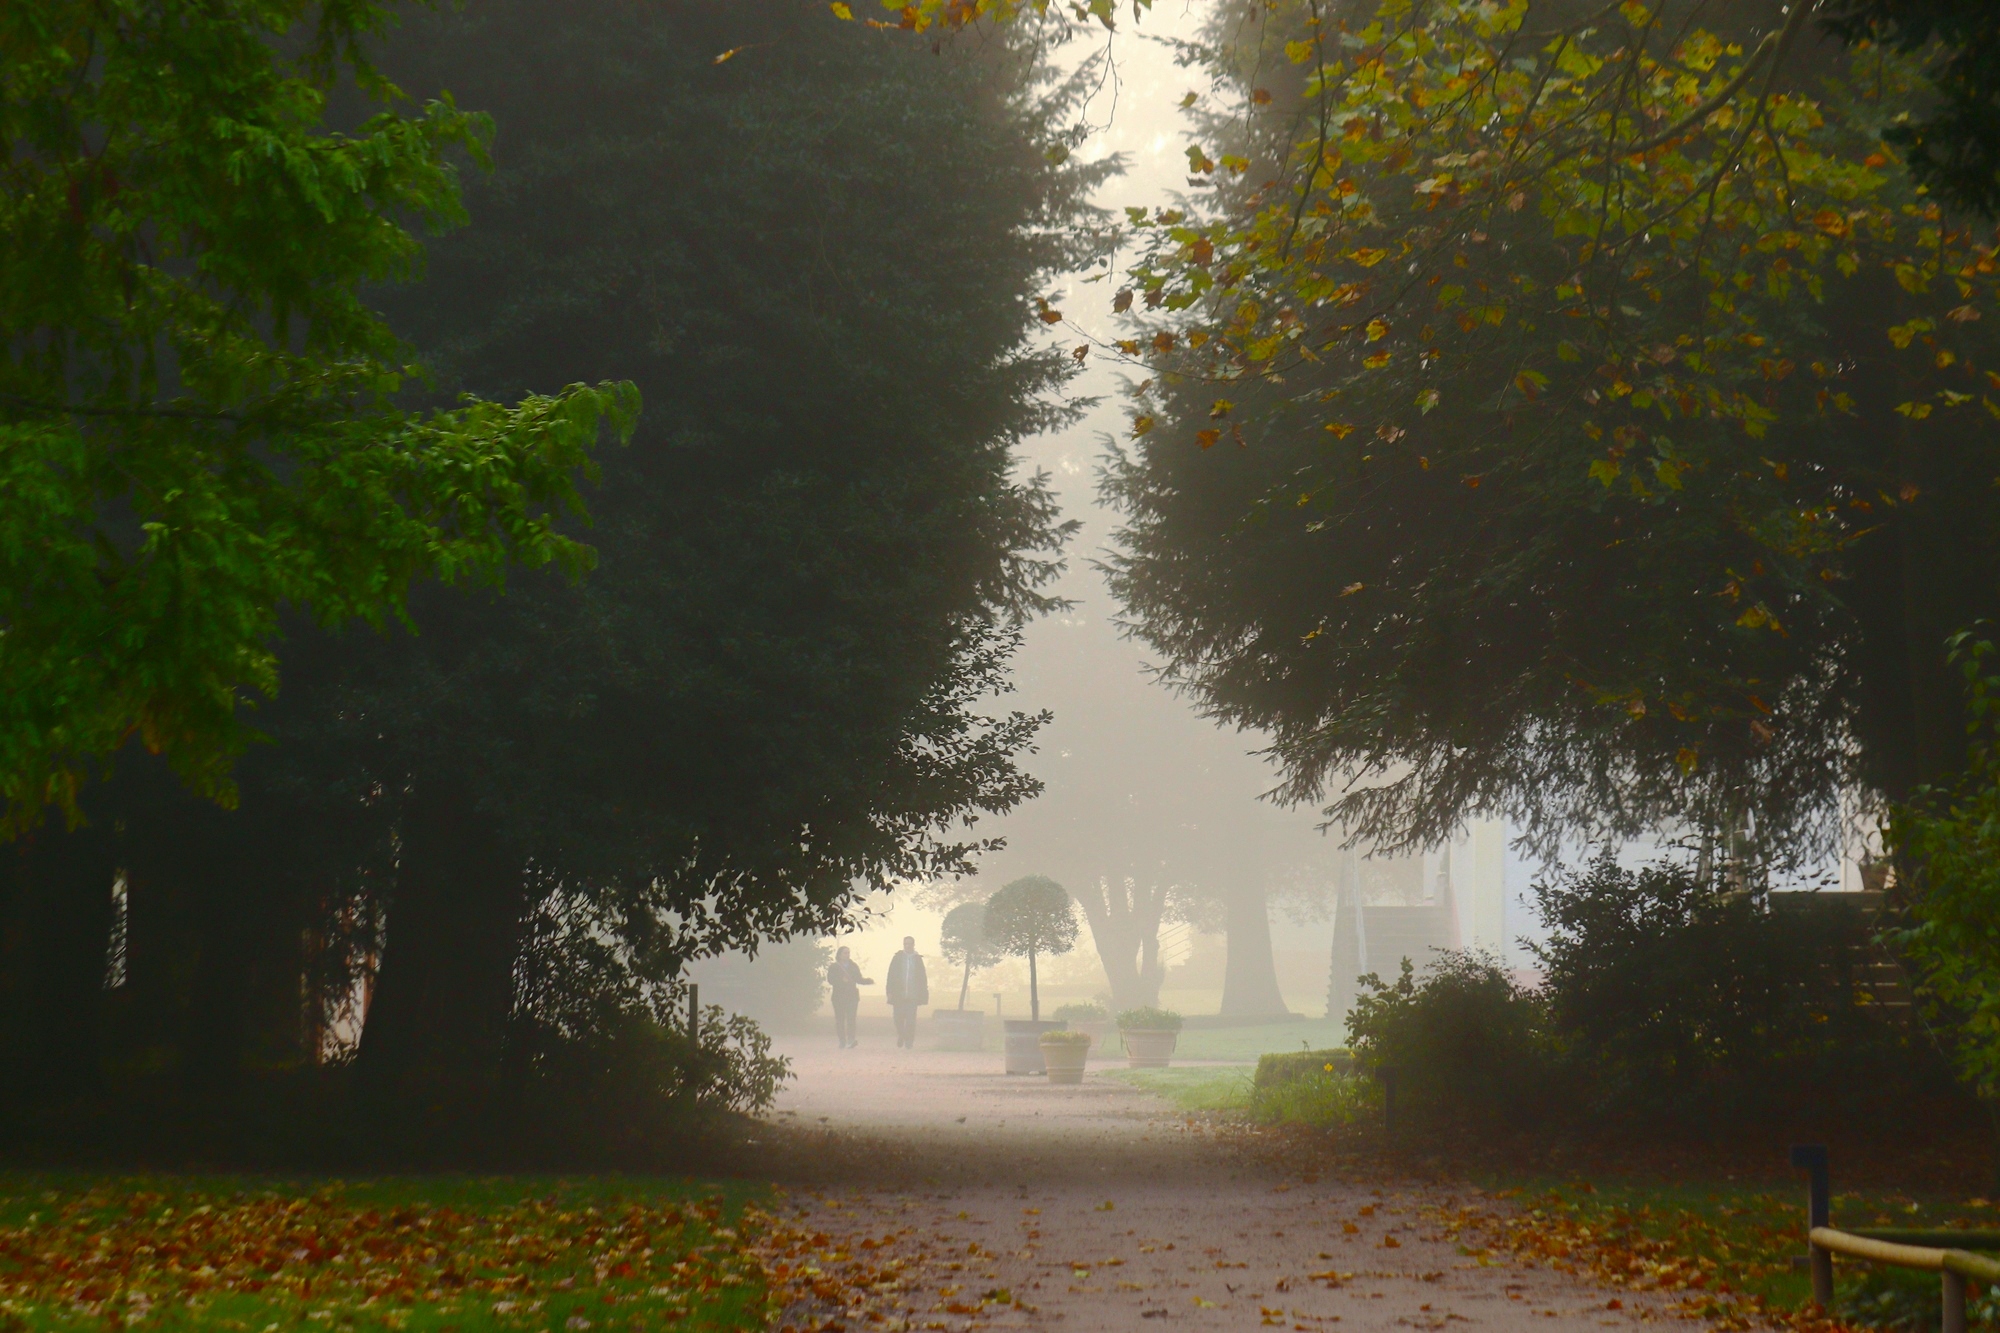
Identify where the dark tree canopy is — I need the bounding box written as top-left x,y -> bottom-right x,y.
1821,0 -> 2000,218
0,0 -> 1107,1154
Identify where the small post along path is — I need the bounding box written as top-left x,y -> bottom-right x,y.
750,1036 -> 1685,1333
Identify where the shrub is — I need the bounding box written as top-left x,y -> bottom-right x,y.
1039,1029 -> 1092,1046
1117,1006 -> 1183,1031
1315,857 -> 1963,1137
1347,951 -> 1553,1130
1253,1048 -> 1353,1088
1052,1001 -> 1110,1023
1533,854 -> 1954,1124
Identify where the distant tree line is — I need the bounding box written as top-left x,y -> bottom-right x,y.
0,0 -> 1104,1163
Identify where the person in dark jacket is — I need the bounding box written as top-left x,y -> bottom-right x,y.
885,935 -> 929,1049
828,946 -> 872,1049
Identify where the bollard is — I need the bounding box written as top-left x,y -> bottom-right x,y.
1944,1268 -> 1967,1333
1790,1144 -> 1833,1307
688,983 -> 700,1045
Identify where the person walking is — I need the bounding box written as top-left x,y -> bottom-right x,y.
828,946 -> 872,1049
885,935 -> 929,1049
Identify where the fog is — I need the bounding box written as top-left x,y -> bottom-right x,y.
689,8 -> 1531,1032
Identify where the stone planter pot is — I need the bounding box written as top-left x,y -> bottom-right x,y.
1119,1027 -> 1178,1069
1039,1033 -> 1092,1085
930,1009 -> 986,1051
1003,1019 -> 1065,1074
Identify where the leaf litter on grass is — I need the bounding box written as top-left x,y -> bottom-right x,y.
1425,1182 -> 2000,1333
0,1175 -> 771,1331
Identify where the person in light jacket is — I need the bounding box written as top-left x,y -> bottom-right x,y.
885,935 -> 929,1049
828,946 -> 872,1049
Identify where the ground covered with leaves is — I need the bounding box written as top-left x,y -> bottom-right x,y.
0,1174 -> 773,1332
1422,1180 -> 2000,1333
1149,1061 -> 2000,1333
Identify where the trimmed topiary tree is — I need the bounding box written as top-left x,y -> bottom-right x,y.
940,900 -> 1004,1012
983,875 -> 1079,1021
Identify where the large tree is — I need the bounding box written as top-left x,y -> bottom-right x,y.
1102,0 -> 2000,867
0,0 -> 1107,1143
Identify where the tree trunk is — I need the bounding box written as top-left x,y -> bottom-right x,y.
9,821 -> 118,1097
1219,882 -> 1290,1018
1027,948 -> 1039,1021
354,781 -> 527,1144
958,956 -> 972,1011
1070,873 -> 1168,1010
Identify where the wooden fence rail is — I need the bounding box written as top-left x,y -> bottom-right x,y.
1793,1144 -> 2000,1333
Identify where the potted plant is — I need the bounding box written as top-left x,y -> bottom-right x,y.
984,875 -> 1080,1074
1039,1029 -> 1092,1084
932,901 -> 1002,1050
1116,1006 -> 1183,1068
1051,1001 -> 1111,1054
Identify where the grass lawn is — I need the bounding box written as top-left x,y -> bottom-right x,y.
1105,1066 -> 1255,1114
0,1173 -> 771,1332
1435,1175 -> 2000,1333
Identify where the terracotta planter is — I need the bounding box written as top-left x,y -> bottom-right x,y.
1003,1019 -> 1064,1074
1119,1027 -> 1178,1069
1039,1033 -> 1092,1084
930,1009 -> 986,1051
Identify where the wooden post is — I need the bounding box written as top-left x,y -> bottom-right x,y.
1791,1144 -> 1833,1307
1943,1269 -> 1967,1333
688,983 -> 699,1045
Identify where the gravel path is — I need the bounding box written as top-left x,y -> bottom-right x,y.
752,1036 -> 1684,1333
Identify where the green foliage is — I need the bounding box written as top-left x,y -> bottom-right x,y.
0,0 -> 635,827
1104,0 -> 2000,860
1251,1047 -> 1352,1088
942,902 -> 1005,972
983,876 -> 1081,960
984,875 -> 1077,1019
1051,1000 -> 1109,1023
507,1007 -> 790,1166
1821,0 -> 2000,218
1889,636 -> 2000,1101
509,885 -> 792,1146
1532,855 -> 1937,1121
1348,952 -> 1552,1130
1039,1028 -> 1091,1045
1248,1067 -> 1375,1130
0,0 -> 1107,1158
1343,865 -> 1960,1131
1114,1005 -> 1183,1031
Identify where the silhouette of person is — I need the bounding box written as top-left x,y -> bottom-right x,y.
885,935 -> 930,1048
827,945 -> 873,1049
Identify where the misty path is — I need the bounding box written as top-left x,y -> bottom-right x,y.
750,1037 -> 1684,1333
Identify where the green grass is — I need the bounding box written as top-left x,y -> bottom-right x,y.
1108,1066 -> 1255,1114
1448,1176 -> 2000,1333
0,1173 -> 771,1332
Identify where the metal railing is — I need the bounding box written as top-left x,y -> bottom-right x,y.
1793,1145 -> 2000,1333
